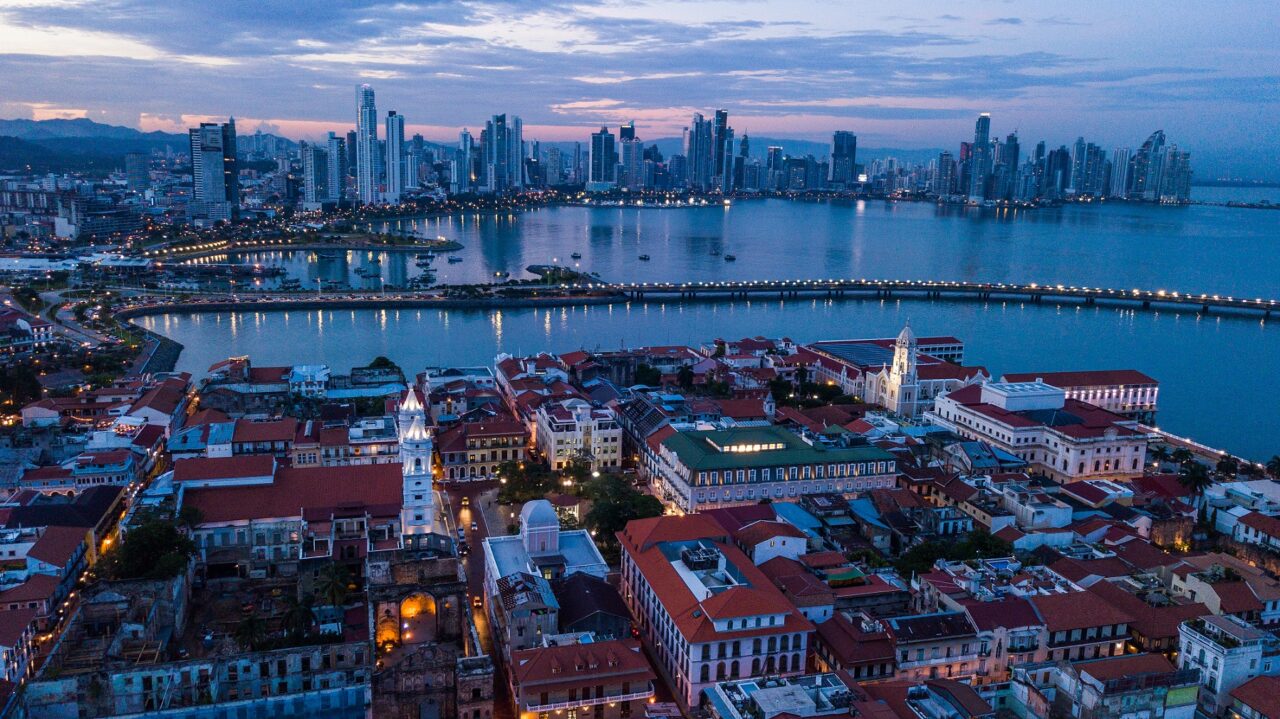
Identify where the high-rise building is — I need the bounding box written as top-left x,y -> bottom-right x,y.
1109,147 -> 1132,198
936,151 -> 956,195
325,132 -> 345,202
1068,137 -> 1087,194
968,113 -> 991,202
588,126 -> 617,188
124,152 -> 149,193
620,138 -> 644,190
301,142 -> 329,207
719,126 -> 735,193
1132,130 -> 1167,201
482,114 -> 523,193
384,110 -> 405,204
1158,147 -> 1193,204
455,129 -> 475,194
686,114 -> 713,191
355,84 -> 379,204
830,131 -> 857,187
188,118 -> 239,222
712,109 -> 729,188
619,121 -> 635,142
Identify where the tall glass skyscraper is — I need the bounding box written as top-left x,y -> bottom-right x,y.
356,84 -> 379,204
830,131 -> 857,187
968,113 -> 991,202
385,110 -> 405,204
188,118 -> 238,222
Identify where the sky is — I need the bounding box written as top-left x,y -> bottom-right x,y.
0,0 -> 1276,173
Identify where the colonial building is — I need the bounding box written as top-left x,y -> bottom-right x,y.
618,514 -> 815,710
650,425 -> 897,514
1001,370 -> 1159,423
509,639 -> 656,719
927,382 -> 1150,484
534,398 -> 622,472
435,419 -> 528,481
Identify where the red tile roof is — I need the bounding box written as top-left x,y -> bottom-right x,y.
1239,512 -> 1280,538
1229,675 -> 1280,718
0,606 -> 38,647
1086,581 -> 1207,643
734,520 -> 806,547
511,639 -> 654,695
1029,592 -> 1133,633
963,598 -> 1043,632
1075,653 -> 1174,682
815,612 -> 895,666
1002,370 -> 1157,388
232,418 -> 298,443
27,526 -> 85,568
173,455 -> 275,483
0,574 -> 59,607
184,463 -> 401,523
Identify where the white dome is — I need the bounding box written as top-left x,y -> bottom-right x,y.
519,499 -> 559,530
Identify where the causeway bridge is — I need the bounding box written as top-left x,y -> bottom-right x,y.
611,278 -> 1278,316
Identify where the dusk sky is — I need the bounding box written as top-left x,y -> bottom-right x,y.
1,0 -> 1276,164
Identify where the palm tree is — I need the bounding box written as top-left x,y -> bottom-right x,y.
234,612 -> 267,650
282,593 -> 317,640
1178,462 -> 1214,498
1216,454 -> 1240,477
1149,445 -> 1171,467
1170,448 -> 1194,466
315,562 -> 351,608
1267,455 -> 1280,479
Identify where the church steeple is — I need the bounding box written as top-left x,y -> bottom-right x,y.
398,387 -> 433,539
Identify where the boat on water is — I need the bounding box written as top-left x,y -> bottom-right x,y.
571,252 -> 582,259
638,255 -> 651,261
448,256 -> 463,264
415,252 -> 435,260
724,254 -> 737,261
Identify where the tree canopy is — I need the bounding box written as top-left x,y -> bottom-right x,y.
99,521 -> 195,581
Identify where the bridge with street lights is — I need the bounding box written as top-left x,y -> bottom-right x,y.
603,278 -> 1278,316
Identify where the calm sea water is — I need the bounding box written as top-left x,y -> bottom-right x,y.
142,196 -> 1280,460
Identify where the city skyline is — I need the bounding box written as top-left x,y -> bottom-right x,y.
0,1 -> 1276,176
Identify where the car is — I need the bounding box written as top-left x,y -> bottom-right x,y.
470,520 -> 478,531
472,595 -> 483,608
460,496 -> 469,508
458,542 -> 470,556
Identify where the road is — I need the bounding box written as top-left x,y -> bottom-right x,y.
441,480 -> 517,719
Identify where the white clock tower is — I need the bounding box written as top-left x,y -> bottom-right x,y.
397,392 -> 434,538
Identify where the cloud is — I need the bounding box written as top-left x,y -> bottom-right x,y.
987,17 -> 1024,26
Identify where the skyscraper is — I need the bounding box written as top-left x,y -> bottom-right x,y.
482,114 -> 523,193
686,114 -> 713,190
1132,130 -> 1166,201
1109,147 -> 1132,198
385,110 -> 405,204
712,109 -> 729,188
588,126 -> 617,188
325,132 -> 346,202
830,131 -> 857,187
719,126 -> 735,193
455,129 -> 474,194
188,118 -> 239,222
1068,136 -> 1087,194
968,113 -> 991,202
302,142 -> 329,207
356,84 -> 379,204
124,152 -> 148,193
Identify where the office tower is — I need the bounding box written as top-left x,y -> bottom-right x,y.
510,116 -> 524,189
937,151 -> 955,195
124,152 -> 148,193
765,146 -> 784,190
571,142 -> 582,184
588,126 -> 617,187
830,131 -> 857,187
1158,147 -> 1192,203
454,129 -> 474,194
355,84 -> 379,204
968,113 -> 991,202
1109,148 -> 1131,198
620,137 -> 644,189
685,114 -> 713,190
384,111 -> 405,204
407,133 -> 424,190
1132,130 -> 1167,201
344,130 -> 358,175
712,109 -> 729,188
718,127 -> 735,193
1068,137 -> 1087,194
481,114 -> 523,193
325,132 -> 346,201
546,147 -> 563,185
302,142 -> 329,206
188,118 -> 239,222
619,121 -> 635,142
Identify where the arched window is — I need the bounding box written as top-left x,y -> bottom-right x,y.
730,660 -> 740,678
752,638 -> 761,655
699,664 -> 709,683
780,635 -> 790,652
767,636 -> 777,653
716,662 -> 726,680
751,658 -> 760,675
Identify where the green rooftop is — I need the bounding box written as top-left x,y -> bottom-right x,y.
660,425 -> 896,472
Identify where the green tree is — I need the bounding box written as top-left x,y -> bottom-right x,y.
315,562 -> 352,607
234,612 -> 268,651
368,356 -> 397,369
99,521 -> 195,581
497,459 -> 557,505
282,593 -> 317,640
1178,462 -> 1215,498
584,474 -> 664,561
1266,455 -> 1280,479
1216,454 -> 1240,477
1149,445 -> 1171,466
633,364 -> 662,387
677,365 -> 694,391
1170,448 -> 1194,466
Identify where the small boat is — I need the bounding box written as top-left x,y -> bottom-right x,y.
571,252 -> 582,259
448,256 -> 463,264
638,254 -> 651,261
724,254 -> 737,261
415,252 -> 435,260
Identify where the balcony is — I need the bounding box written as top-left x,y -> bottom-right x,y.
525,686 -> 655,712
